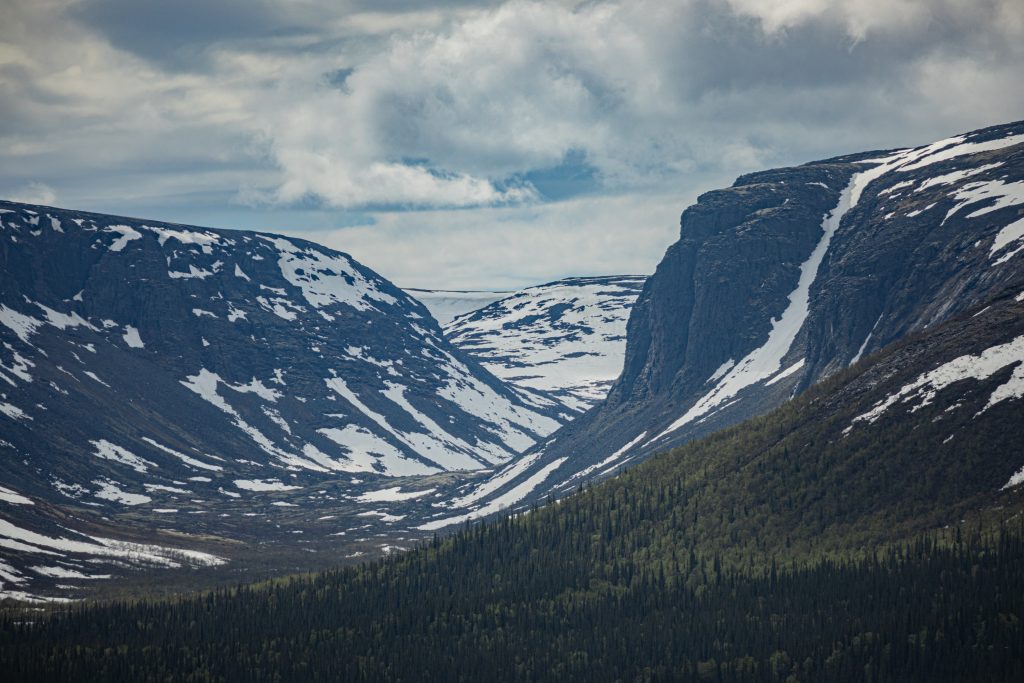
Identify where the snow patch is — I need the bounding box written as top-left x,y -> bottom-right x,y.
0,518 -> 223,568
140,440 -> 222,473
145,226 -> 220,249
0,485 -> 32,505
1002,465 -> 1024,491
944,179 -> 1024,225
765,359 -> 805,386
0,305 -> 43,343
990,217 -> 1024,264
169,265 -> 214,280
357,487 -> 435,503
233,479 -> 301,492
917,163 -> 1003,191
317,424 -> 437,476
259,236 -> 397,317
0,401 -> 30,421
93,479 -> 152,506
31,566 -> 111,580
706,359 -> 735,385
122,325 -> 144,348
90,439 -> 156,473
104,224 -> 142,252
851,334 -> 1024,429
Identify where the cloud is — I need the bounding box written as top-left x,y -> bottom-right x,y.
7,182 -> 57,205
294,188 -> 701,290
0,0 -> 1022,285
253,0 -> 1024,208
71,0 -> 297,68
722,0 -> 1023,42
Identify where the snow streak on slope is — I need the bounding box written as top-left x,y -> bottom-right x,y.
417,456 -> 569,531
651,127 -> 1024,446
552,430 -> 649,492
445,277 -> 646,413
849,334 -> 1024,430
650,176 -> 858,444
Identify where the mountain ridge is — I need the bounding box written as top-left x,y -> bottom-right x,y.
6,270 -> 1024,682
434,120 -> 1024,520
0,199 -> 560,600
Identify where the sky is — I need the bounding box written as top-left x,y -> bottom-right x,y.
1,0 -> 1023,289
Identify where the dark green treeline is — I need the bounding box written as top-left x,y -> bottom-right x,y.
3,507 -> 1023,681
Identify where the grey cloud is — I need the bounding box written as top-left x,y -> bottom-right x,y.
1,0 -> 1022,287
675,0 -> 1017,98
71,0 -> 306,68
70,0 -> 510,70
254,0 -> 1023,208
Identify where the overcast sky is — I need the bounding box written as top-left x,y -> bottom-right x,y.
2,0 -> 1023,289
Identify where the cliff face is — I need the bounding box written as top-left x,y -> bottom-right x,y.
437,121 -> 1024,519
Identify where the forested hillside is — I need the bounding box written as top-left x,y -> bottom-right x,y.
3,527 -> 1024,682
3,291 -> 1024,681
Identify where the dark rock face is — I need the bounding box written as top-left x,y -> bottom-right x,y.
447,121 -> 1024,515
0,202 -> 560,600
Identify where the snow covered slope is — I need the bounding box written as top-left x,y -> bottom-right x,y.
403,288 -> 511,325
434,120 -> 1024,521
444,277 -> 646,414
0,201 -> 559,600
404,290 -> 1024,531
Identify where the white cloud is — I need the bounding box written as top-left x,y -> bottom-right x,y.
254,0 -> 1024,209
259,1 -> 659,207
7,182 -> 57,205
292,188 -> 704,290
0,0 -> 1022,285
721,0 -> 1022,42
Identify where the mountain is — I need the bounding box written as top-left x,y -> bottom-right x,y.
444,276 -> 646,415
9,287 -> 1024,681
0,200 -> 560,601
437,120 -> 1024,520
402,288 -> 511,325
5,120 -> 1023,600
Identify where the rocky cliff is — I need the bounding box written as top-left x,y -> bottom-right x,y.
436,120 -> 1024,521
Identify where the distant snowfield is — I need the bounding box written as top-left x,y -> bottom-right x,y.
444,276 -> 646,413
403,288 -> 511,325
